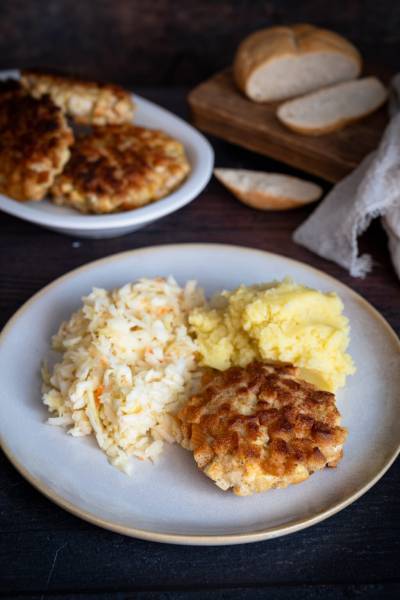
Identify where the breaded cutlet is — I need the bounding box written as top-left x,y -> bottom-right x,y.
0,79 -> 25,99
0,81 -> 73,201
51,124 -> 191,214
178,361 -> 347,496
21,70 -> 135,126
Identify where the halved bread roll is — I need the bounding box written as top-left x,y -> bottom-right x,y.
214,168 -> 322,210
277,77 -> 388,135
234,24 -> 362,102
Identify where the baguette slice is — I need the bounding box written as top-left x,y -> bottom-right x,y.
214,168 -> 322,210
277,77 -> 388,135
234,24 -> 361,102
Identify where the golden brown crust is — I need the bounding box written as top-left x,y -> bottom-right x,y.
0,79 -> 25,99
213,169 -> 322,210
0,82 -> 73,201
50,124 -> 190,214
276,78 -> 388,136
290,24 -> 362,58
21,70 -> 135,125
178,362 -> 347,496
277,110 -> 384,136
233,24 -> 362,101
231,190 -> 316,210
217,184 -> 319,211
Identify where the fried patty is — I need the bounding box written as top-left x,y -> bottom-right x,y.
0,81 -> 73,201
51,124 -> 191,214
0,79 -> 25,99
178,362 -> 347,496
21,70 -> 135,126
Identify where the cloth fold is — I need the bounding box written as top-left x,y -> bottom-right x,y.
293,75 -> 400,279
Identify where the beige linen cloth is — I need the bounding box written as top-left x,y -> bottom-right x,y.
293,75 -> 400,278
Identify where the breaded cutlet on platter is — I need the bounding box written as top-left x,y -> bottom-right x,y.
178,361 -> 347,496
51,124 -> 191,214
21,70 -> 135,126
0,81 -> 73,201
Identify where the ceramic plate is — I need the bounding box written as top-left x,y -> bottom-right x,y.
0,244 -> 399,545
0,70 -> 213,238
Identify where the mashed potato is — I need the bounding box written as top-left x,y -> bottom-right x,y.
189,278 -> 355,392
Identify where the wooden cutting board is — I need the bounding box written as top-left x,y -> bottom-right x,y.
188,69 -> 389,183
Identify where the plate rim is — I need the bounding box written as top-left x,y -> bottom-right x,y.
1,243 -> 399,545
0,71 -> 214,231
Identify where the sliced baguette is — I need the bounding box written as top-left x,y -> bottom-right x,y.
214,168 -> 322,211
277,77 -> 388,135
234,24 -> 361,102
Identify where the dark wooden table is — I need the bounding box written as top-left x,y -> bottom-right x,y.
0,87 -> 399,600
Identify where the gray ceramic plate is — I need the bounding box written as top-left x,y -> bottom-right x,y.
0,244 -> 399,545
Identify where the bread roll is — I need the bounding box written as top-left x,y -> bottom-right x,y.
277,77 -> 388,135
234,24 -> 362,102
214,168 -> 322,210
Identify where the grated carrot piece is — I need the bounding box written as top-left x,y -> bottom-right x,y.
94,384 -> 104,407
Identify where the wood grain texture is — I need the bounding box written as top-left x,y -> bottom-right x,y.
0,0 -> 399,85
189,70 -> 389,182
5,584 -> 400,599
0,88 -> 399,598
